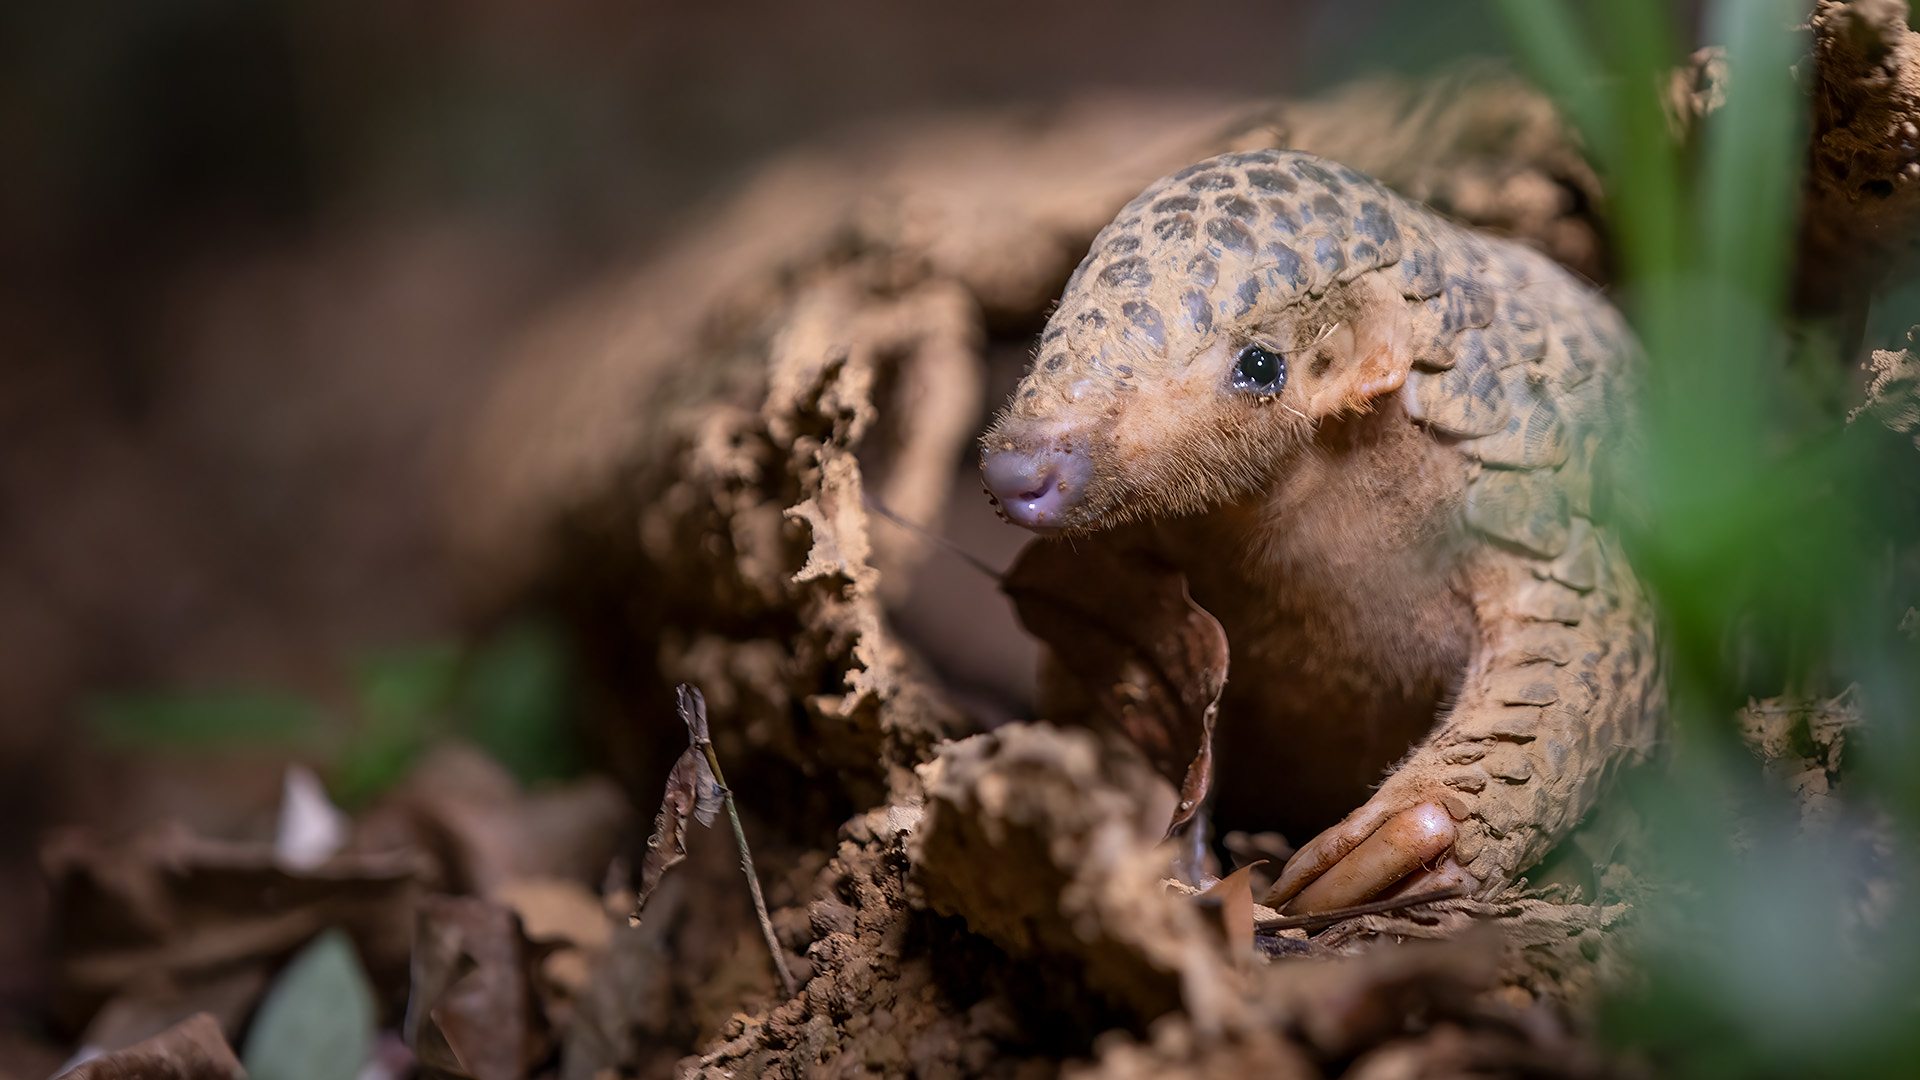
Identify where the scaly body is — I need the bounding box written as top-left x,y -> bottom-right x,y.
981,149 -> 1662,912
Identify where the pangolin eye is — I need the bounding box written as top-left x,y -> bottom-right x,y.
1231,344 -> 1286,394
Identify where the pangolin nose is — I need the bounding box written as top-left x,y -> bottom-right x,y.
981,442 -> 1091,531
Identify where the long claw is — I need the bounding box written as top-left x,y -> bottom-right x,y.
1376,857 -> 1477,904
1278,802 -> 1457,915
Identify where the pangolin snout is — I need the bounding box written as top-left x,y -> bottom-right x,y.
981,432 -> 1092,531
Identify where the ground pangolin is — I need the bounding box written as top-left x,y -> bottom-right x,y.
980,148 -> 1663,914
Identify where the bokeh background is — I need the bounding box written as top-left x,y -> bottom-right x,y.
19,3 -> 1920,1078
0,0 -> 1510,1025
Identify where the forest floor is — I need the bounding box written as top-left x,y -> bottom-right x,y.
18,2 -> 1920,1077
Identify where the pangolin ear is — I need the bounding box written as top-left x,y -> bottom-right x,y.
1303,274 -> 1414,415
1345,298 -> 1411,408
1340,275 -> 1414,411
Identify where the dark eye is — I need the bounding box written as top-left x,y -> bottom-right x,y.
1231,344 -> 1286,394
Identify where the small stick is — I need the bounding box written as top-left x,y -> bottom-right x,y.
1253,885 -> 1467,934
862,493 -> 1006,581
695,735 -> 799,998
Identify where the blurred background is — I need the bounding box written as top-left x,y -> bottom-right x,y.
0,0 -> 1506,1030
17,2 -> 1920,1077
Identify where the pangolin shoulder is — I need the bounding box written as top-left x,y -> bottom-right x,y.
1397,216 -> 1637,561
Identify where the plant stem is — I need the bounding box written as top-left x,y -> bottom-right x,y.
1253,886 -> 1466,934
698,740 -> 799,998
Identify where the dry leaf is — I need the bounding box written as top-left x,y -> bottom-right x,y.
349,743 -> 628,898
491,877 -> 613,1004
1002,539 -> 1228,833
675,683 -> 711,743
674,686 -> 723,826
62,1012 -> 244,1080
631,686 -> 724,918
631,746 -> 702,913
42,823 -> 422,1027
405,896 -> 547,1080
1196,861 -> 1264,966
78,969 -> 266,1063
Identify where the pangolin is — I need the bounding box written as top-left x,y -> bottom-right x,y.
980,148 -> 1663,914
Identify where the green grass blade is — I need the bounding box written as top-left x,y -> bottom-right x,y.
1488,0 -> 1618,156
1698,0 -> 1809,305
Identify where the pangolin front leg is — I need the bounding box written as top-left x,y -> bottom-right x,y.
1270,529 -> 1663,912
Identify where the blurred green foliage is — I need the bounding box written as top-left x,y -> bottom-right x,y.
83,618 -> 582,807
86,690 -> 329,753
327,644 -> 464,808
1491,0 -> 1920,1075
458,621 -> 583,786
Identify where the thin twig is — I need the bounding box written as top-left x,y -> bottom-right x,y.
862,493 -> 1006,581
1253,885 -> 1468,934
696,737 -> 800,998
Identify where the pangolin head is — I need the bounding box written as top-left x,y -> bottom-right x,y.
982,148 -> 1416,533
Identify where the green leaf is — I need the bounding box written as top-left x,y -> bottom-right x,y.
457,619 -> 580,785
329,644 -> 462,807
1489,0 -> 1616,156
1490,0 -> 1920,1075
357,644 -> 462,723
241,930 -> 375,1080
85,690 -> 326,751
1697,0 -> 1807,307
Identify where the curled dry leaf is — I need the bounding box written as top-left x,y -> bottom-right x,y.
675,683 -> 712,745
1002,539 -> 1229,834
631,686 -> 724,920
405,896 -> 547,1080
1195,861 -> 1265,968
676,686 -> 724,828
62,1012 -> 244,1080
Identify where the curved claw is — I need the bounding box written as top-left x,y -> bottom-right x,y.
1267,801 -> 1459,914
1264,799 -> 1399,907
1375,858 -> 1477,904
